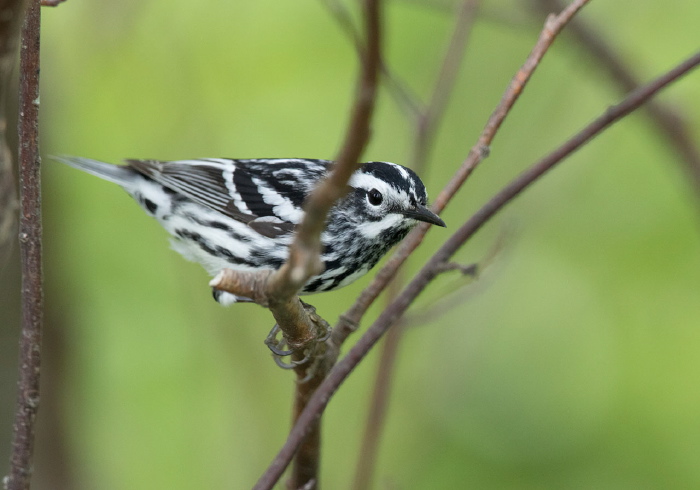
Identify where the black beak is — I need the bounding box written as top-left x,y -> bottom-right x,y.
402,204 -> 446,227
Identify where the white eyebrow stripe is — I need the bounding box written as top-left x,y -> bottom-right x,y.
349,173 -> 388,190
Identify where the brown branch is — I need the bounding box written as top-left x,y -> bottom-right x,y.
532,0 -> 700,212
287,308 -> 332,490
213,0 -> 382,352
285,0 -> 381,289
0,0 -> 25,270
282,3 -> 382,487
217,1 -> 384,489
400,225 -> 509,329
352,2 -> 480,487
350,317 -> 402,490
6,0 -> 43,489
256,47 -> 700,490
332,0 -> 591,348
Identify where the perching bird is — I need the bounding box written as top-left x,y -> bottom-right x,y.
56,157 -> 445,305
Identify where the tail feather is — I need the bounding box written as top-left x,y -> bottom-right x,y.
53,156 -> 138,188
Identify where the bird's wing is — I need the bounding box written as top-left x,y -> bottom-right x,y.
126,158 -> 328,238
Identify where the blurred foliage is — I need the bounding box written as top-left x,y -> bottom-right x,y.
2,0 -> 700,488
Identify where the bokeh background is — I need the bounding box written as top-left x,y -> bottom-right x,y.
2,0 -> 700,488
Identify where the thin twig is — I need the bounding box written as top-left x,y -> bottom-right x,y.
257,48 -> 700,490
213,0 -> 382,354
320,0 -> 424,119
332,0 -> 591,348
286,1 -> 382,488
352,2 -> 480,487
410,0 -> 480,173
214,1 -> 381,489
351,315 -> 402,490
400,223 -> 510,329
533,0 -> 700,212
6,1 -> 43,489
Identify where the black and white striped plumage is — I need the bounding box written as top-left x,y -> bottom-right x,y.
56,157 -> 445,305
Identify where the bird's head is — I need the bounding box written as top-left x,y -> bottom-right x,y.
340,161 -> 445,241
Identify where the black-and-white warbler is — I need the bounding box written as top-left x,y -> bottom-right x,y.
56,157 -> 445,305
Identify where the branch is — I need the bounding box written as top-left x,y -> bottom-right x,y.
217,1 -> 383,489
0,0 -> 25,269
277,0 -> 382,296
352,2 -> 480,487
321,0 -> 424,119
5,1 -> 43,489
400,223 -> 509,328
257,48 -> 700,490
212,0 -> 382,354
332,0 -> 591,347
533,0 -> 700,213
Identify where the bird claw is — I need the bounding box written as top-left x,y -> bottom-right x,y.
264,324 -> 314,370
263,314 -> 332,371
264,324 -> 295,357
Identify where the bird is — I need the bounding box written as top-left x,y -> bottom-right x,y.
55,157 -> 446,305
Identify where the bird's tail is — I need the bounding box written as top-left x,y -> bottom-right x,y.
53,156 -> 139,188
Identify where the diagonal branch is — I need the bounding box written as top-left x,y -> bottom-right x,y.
333,0 -> 592,347
532,0 -> 700,211
213,2 -> 384,490
352,2 -> 480,487
257,47 -> 700,490
212,0 -> 382,354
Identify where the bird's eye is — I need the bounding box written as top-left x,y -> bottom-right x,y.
367,189 -> 383,206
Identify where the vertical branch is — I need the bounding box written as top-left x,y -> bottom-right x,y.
214,3 -> 382,487
283,1 -> 383,489
287,339 -> 331,490
5,1 -> 42,489
0,0 -> 25,266
208,1 -> 383,488
350,316 -> 403,490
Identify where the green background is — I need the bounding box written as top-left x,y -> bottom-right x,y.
2,0 -> 700,488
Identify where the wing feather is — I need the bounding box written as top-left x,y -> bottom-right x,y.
125,158 -> 331,240
127,159 -> 256,222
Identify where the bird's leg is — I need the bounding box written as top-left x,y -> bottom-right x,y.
301,301 -> 332,344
